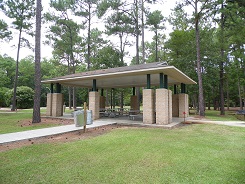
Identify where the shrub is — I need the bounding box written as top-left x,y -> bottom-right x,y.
0,87 -> 9,107
5,86 -> 34,109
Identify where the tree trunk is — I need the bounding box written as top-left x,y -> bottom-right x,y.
208,95 -> 211,110
106,89 -> 109,107
195,1 -> 205,116
226,77 -> 229,110
11,27 -> 22,111
141,0 -> 145,64
219,3 -> 225,115
119,34 -> 124,64
32,0 -> 42,123
87,3 -> 91,70
73,87 -> 76,109
243,85 -> 245,110
238,78 -> 243,110
69,86 -> 72,109
135,0 -> 139,65
155,30 -> 158,62
134,0 -> 141,110
120,91 -> 124,108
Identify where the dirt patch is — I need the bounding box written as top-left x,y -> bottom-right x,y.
0,124 -> 123,152
19,117 -> 74,127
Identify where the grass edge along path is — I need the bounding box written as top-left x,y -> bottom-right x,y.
1,124 -> 245,183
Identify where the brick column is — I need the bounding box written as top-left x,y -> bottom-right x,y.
89,91 -> 100,120
51,93 -> 64,117
156,88 -> 169,125
179,94 -> 189,118
130,95 -> 138,110
172,94 -> 179,117
100,96 -> 106,109
168,90 -> 172,123
143,89 -> 155,124
46,93 -> 52,116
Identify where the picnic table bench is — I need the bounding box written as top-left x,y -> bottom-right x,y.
236,110 -> 245,120
128,110 -> 142,120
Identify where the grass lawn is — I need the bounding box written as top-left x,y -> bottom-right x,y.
0,108 -> 67,134
1,124 -> 245,183
190,109 -> 241,121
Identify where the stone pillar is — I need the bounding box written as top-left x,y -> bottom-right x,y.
172,94 -> 179,117
143,89 -> 155,124
51,93 -> 64,117
89,91 -> 100,120
100,96 -> 106,109
130,95 -> 138,110
179,94 -> 189,118
46,93 -> 52,116
168,90 -> 172,123
155,88 -> 169,125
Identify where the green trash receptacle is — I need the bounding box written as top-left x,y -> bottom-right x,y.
74,110 -> 84,127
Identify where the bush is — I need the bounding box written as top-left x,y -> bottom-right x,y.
5,86 -> 34,109
0,87 -> 9,107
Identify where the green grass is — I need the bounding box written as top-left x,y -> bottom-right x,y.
190,109 -> 241,121
1,124 -> 245,183
0,107 -> 74,134
0,110 -> 61,134
205,110 -> 239,121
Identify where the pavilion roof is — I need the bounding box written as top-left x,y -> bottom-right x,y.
42,62 -> 196,88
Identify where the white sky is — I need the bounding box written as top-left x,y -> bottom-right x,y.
0,0 -> 181,62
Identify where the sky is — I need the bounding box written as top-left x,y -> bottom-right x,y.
0,0 -> 181,62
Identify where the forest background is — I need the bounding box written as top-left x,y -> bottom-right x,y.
0,0 -> 244,118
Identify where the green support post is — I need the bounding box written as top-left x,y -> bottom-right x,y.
93,79 -> 96,91
181,83 -> 186,93
147,74 -> 151,89
174,85 -> 177,94
50,83 -> 54,93
160,73 -> 164,88
56,83 -> 61,93
133,87 -> 136,95
164,75 -> 168,89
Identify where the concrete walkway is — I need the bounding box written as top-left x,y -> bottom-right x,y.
0,116 -> 190,144
185,119 -> 245,127
1,116 -> 244,144
0,120 -> 116,144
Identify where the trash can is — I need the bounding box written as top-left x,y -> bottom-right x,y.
74,110 -> 84,127
86,110 -> 93,125
74,110 -> 93,127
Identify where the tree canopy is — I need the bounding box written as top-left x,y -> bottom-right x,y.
0,0 -> 244,113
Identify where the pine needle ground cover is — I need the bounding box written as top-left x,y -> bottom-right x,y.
1,124 -> 245,183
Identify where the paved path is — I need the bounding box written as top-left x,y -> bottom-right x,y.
0,120 -> 116,144
1,117 -> 244,144
185,119 -> 245,127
